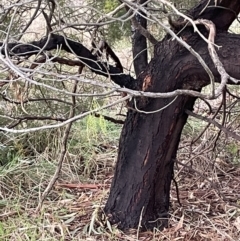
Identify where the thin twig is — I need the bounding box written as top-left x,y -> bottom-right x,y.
186,110 -> 240,141
94,113 -> 124,124
36,68 -> 80,212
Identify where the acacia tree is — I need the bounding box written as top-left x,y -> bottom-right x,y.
1,0 -> 240,231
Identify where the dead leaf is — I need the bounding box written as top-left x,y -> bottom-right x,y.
234,216 -> 240,231
174,214 -> 184,232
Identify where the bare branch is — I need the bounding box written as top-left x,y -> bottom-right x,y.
186,110 -> 240,141
0,95 -> 130,133
36,71 -> 78,212
131,15 -> 158,45
0,34 -> 136,89
94,113 -> 124,125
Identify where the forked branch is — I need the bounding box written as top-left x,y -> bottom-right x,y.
0,34 -> 136,89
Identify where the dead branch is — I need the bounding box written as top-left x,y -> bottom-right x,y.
94,113 -> 124,124
186,110 -> 240,141
0,34 -> 136,89
36,65 -> 80,212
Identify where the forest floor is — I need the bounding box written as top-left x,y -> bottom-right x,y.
1,124 -> 240,241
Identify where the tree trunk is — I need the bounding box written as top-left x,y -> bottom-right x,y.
105,96 -> 196,230
104,37 -> 200,230
105,0 -> 240,231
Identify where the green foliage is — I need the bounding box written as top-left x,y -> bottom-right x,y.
90,0 -> 131,45
226,143 -> 240,165
182,116 -> 205,137
68,112 -> 121,177
102,0 -> 119,12
0,145 -> 20,166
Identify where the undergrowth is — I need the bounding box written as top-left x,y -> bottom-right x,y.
1,89 -> 240,241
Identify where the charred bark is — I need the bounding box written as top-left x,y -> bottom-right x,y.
104,36 -> 202,230
104,0 -> 240,231
189,0 -> 240,31
131,0 -> 148,77
0,35 -> 136,89
105,96 -> 197,230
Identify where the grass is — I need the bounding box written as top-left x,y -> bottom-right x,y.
0,114 -> 122,240
1,85 -> 240,240
0,155 -> 114,240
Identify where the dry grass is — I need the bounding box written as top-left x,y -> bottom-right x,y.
1,73 -> 240,241
1,129 -> 240,241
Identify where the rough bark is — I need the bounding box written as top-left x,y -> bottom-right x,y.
189,0 -> 240,31
131,0 -> 148,77
104,0 -> 240,230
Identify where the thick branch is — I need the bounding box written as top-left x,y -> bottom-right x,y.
131,16 -> 158,45
92,40 -> 123,72
189,0 -> 240,31
0,34 -> 136,89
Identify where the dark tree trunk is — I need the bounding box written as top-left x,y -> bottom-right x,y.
131,0 -> 148,77
104,0 -> 240,231
104,37 -> 201,230
105,96 -> 197,230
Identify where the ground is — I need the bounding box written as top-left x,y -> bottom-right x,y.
1,110 -> 240,240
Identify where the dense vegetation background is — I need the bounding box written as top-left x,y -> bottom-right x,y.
0,0 -> 240,240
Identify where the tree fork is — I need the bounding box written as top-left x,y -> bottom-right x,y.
104,0 -> 240,230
